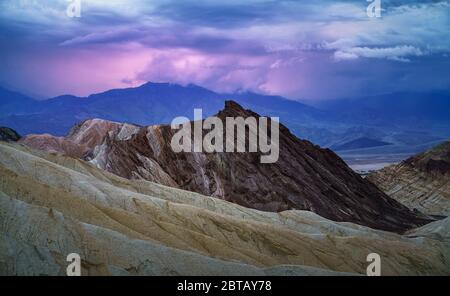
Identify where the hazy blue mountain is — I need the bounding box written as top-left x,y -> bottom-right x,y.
0,83 -> 448,158
84,82 -> 224,124
331,137 -> 392,151
0,82 -> 328,138
0,87 -> 41,115
315,90 -> 450,126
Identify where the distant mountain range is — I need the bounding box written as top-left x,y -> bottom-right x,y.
315,90 -> 450,125
0,82 -> 325,137
1,83 -> 449,156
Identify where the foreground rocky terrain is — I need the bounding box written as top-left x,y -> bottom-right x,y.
21,102 -> 430,232
368,141 -> 450,216
1,142 -> 449,276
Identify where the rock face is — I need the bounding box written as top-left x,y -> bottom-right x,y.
0,127 -> 20,142
368,141 -> 450,216
80,101 -> 429,233
1,142 -> 449,276
19,119 -> 134,158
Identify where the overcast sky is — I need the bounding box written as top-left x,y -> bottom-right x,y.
0,0 -> 449,100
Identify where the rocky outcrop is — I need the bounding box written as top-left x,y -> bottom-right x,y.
19,119 -> 138,158
368,141 -> 450,216
0,127 -> 20,142
1,142 -> 449,276
82,101 -> 430,233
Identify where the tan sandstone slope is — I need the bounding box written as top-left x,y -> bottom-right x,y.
368,141 -> 450,216
1,142 -> 449,276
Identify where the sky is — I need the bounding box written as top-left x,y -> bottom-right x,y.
0,0 -> 449,100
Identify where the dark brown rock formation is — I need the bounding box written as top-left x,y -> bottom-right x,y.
85,101 -> 431,232
0,127 -> 20,142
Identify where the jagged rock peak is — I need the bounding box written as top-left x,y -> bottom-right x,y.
219,100 -> 258,118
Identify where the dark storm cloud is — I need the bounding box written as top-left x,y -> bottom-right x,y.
0,0 -> 449,99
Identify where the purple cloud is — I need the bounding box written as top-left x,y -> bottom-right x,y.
0,0 -> 449,99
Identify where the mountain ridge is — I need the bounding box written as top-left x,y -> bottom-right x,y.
1,83 -> 449,154
20,101 -> 432,232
